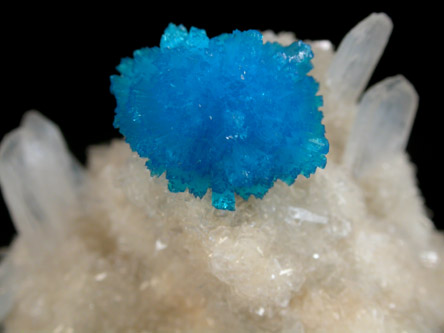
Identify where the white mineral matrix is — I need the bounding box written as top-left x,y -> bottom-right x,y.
1,13 -> 443,332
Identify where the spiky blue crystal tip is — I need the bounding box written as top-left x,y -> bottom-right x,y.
111,23 -> 329,211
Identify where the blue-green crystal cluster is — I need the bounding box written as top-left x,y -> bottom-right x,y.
111,24 -> 329,211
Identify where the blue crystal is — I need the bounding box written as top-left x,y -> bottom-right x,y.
111,23 -> 329,211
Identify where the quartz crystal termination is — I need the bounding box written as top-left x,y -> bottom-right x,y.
111,23 -> 329,211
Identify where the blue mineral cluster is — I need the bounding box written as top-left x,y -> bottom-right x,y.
111,23 -> 329,211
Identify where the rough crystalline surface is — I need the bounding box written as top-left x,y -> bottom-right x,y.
1,14 -> 444,333
111,23 -> 329,211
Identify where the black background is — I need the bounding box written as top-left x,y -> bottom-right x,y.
1,5 -> 441,246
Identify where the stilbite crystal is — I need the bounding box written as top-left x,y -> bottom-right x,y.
322,13 -> 393,158
325,13 -> 393,105
0,13 -> 443,332
344,75 -> 418,177
0,112 -> 83,246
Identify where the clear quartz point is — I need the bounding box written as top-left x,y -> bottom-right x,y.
344,75 -> 419,177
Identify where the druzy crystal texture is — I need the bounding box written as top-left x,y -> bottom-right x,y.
1,13 -> 444,333
111,24 -> 328,211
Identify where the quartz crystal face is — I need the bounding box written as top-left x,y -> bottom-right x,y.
0,13 -> 443,333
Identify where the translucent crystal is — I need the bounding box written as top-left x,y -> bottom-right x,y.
111,24 -> 329,211
344,75 -> 418,177
326,13 -> 393,105
0,112 -> 83,246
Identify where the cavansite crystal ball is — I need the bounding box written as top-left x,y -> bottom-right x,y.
0,13 -> 443,332
111,23 -> 329,211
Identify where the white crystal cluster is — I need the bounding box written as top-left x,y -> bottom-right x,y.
1,13 -> 443,332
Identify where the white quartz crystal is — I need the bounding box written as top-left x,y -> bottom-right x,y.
1,13 -> 443,332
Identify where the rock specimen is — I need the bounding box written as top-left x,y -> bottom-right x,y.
0,13 -> 443,332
